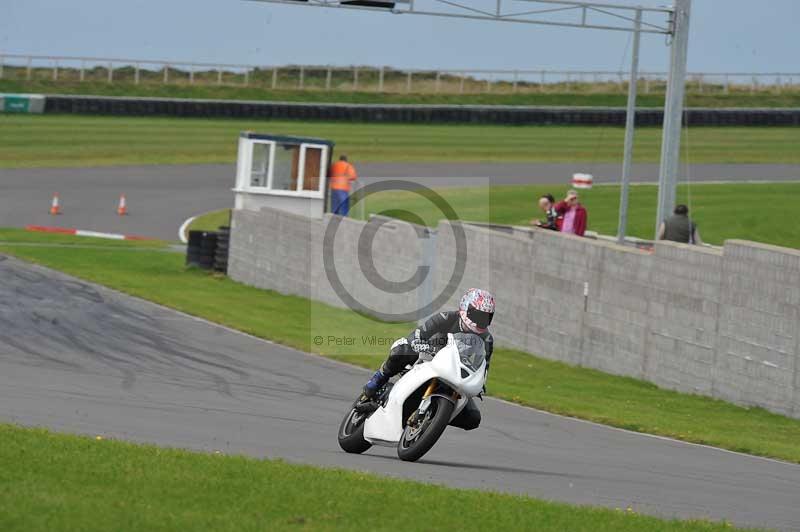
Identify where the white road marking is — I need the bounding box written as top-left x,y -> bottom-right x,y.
178,215 -> 197,244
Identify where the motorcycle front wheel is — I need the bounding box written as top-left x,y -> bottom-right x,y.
338,398 -> 373,454
397,396 -> 454,462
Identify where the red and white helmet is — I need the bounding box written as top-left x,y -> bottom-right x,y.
459,288 -> 495,334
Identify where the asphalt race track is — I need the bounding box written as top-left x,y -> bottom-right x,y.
1,163 -> 797,240
2,256 -> 799,530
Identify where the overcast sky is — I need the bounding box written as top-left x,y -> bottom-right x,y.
3,0 -> 799,74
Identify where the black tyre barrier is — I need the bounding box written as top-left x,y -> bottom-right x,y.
213,225 -> 230,274
186,230 -> 218,270
44,95 -> 800,127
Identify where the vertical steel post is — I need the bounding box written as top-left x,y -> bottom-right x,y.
353,67 -> 359,91
218,68 -> 224,85
53,60 -> 59,81
723,74 -> 729,94
299,66 -> 304,89
406,71 -> 412,93
617,9 -> 642,245
326,67 -> 332,90
513,70 -> 518,92
459,73 -> 465,94
27,56 -> 32,80
134,63 -> 139,84
435,71 -> 441,93
378,66 -> 384,92
271,68 -> 278,89
655,0 -> 691,238
108,61 -> 113,83
190,68 -> 195,84
163,65 -> 169,84
80,60 -> 86,82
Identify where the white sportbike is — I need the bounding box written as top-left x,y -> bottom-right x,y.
338,332 -> 487,462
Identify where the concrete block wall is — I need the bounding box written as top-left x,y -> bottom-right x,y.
230,208 -> 428,319
230,206 -> 800,419
714,241 -> 800,416
645,242 -> 722,396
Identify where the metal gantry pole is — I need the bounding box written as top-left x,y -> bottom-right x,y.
616,8 -> 642,245
655,0 -> 691,238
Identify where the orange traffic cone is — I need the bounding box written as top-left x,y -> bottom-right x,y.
49,193 -> 61,215
117,194 -> 128,216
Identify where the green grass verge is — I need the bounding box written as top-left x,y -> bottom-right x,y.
184,182 -> 800,250
2,115 -> 800,168
0,424 -> 751,532
185,209 -> 231,237
361,182 -> 800,249
3,78 -> 800,108
2,228 -> 800,464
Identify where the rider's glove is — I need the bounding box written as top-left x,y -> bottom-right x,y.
410,339 -> 432,354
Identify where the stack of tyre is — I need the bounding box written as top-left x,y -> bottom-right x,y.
186,227 -> 229,274
214,226 -> 230,273
186,230 -> 216,270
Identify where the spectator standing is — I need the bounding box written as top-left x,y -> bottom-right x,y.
554,190 -> 588,236
658,204 -> 703,244
531,194 -> 560,230
329,155 -> 358,216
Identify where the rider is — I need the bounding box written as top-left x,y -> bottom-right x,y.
361,288 -> 495,431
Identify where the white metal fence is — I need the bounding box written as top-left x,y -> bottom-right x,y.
1,53 -> 798,95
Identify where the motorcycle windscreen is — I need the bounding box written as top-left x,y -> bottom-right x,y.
452,333 -> 486,372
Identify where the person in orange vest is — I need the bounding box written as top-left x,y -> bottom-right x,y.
329,155 -> 358,216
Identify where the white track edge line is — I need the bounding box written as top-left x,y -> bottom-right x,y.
178,215 -> 196,244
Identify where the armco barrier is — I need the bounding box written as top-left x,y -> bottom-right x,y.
229,206 -> 800,418
42,94 -> 800,126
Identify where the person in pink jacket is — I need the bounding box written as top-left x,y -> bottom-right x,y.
554,190 -> 588,236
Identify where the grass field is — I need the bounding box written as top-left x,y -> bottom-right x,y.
363,182 -> 800,249
2,114 -> 800,167
0,424 -> 753,532
186,181 -> 800,250
3,78 -> 800,109
2,228 -> 800,464
184,209 -> 231,238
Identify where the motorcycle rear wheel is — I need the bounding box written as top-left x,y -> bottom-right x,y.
338,398 -> 373,454
397,396 -> 454,462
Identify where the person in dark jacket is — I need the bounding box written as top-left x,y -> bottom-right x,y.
361,288 -> 495,431
532,194 -> 559,230
658,204 -> 703,245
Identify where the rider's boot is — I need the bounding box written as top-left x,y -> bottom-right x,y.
362,368 -> 389,400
